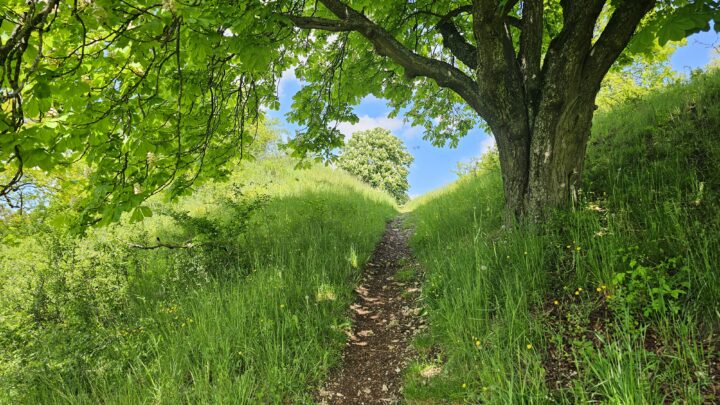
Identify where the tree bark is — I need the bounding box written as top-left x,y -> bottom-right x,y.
285,0 -> 656,223
494,91 -> 597,222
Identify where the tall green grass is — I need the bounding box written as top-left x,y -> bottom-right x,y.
0,158 -> 396,403
405,71 -> 720,403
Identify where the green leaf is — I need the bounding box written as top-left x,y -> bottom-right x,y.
129,206 -> 153,223
34,81 -> 52,99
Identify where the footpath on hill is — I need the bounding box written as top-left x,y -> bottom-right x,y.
317,215 -> 425,404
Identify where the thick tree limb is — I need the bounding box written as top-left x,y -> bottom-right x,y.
443,5 -> 473,19
0,0 -> 59,68
502,0 -> 521,15
287,0 -> 487,117
583,0 -> 657,88
538,0 -> 606,111
506,16 -> 522,29
519,0 -> 543,102
544,0 -> 605,66
468,0 -> 528,138
436,15 -> 478,70
284,15 -> 359,32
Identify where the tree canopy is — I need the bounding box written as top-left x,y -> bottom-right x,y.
338,128 -> 413,203
1,0 -> 719,223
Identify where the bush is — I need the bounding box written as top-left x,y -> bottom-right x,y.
338,128 -> 413,203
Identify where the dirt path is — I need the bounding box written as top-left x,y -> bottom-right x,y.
317,215 -> 425,404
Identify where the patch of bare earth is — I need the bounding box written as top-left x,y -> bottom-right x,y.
541,297 -> 720,403
317,216 -> 425,404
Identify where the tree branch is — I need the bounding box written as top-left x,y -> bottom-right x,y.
538,0 -> 606,105
468,0 -> 529,137
0,0 -> 59,65
284,15 -> 359,32
549,0 -> 606,58
129,240 -> 195,250
519,0 -> 543,102
506,16 -> 522,29
436,12 -> 478,70
287,0 -> 487,117
502,0 -> 521,15
583,0 -> 656,88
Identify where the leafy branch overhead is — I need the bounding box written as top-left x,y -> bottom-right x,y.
1,0 -> 718,223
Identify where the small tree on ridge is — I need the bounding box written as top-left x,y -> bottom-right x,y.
338,128 -> 413,203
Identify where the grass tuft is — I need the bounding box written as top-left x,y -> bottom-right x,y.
406,70 -> 720,403
0,158 -> 396,403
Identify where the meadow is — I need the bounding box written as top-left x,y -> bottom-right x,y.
403,70 -> 720,403
1,67 -> 719,405
0,158 -> 396,403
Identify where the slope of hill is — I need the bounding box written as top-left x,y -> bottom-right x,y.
0,158 -> 396,403
405,71 -> 720,403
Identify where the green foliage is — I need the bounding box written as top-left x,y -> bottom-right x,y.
454,146 -> 500,177
630,1 -> 720,53
337,128 -> 414,203
1,0 -> 285,223
0,157 -> 396,403
405,70 -> 720,402
2,1 -> 718,223
597,43 -> 681,110
610,249 -> 689,318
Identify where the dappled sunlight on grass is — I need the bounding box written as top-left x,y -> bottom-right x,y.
0,158 -> 396,403
405,71 -> 720,403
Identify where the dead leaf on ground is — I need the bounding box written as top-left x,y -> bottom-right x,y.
355,286 -> 369,296
420,365 -> 442,378
353,307 -> 371,315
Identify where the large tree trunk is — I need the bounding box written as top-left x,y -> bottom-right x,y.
479,0 -> 654,224
495,92 -> 597,222
289,0 -> 657,224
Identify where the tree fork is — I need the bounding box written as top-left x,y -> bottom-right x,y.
285,0 -> 659,222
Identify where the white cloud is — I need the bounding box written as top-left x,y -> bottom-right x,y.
400,125 -> 423,139
479,136 -> 496,155
337,114 -> 423,140
277,67 -> 301,99
337,115 -> 403,136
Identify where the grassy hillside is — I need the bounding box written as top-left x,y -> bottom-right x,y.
406,71 -> 720,403
0,158 -> 396,403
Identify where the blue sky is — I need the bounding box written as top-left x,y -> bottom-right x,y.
268,29 -> 719,198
